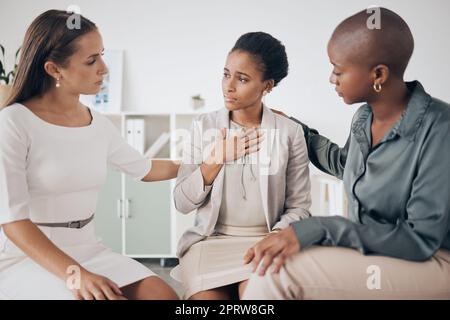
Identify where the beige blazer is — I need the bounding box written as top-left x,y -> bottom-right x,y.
174,106 -> 311,257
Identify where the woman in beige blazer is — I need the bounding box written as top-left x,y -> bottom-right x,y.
171,32 -> 311,300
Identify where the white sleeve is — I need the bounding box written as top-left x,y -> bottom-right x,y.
0,112 -> 31,225
105,119 -> 152,180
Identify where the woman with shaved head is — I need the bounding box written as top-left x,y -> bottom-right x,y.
242,8 -> 450,299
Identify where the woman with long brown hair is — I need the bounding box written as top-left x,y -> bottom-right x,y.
0,9 -> 238,300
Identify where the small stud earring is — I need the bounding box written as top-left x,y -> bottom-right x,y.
56,78 -> 61,88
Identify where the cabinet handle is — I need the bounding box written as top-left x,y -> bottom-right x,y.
125,198 -> 132,218
117,199 -> 123,218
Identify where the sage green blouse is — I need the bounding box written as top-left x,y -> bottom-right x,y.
290,81 -> 450,261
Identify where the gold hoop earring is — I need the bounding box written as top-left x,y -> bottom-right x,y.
373,83 -> 382,93
56,78 -> 61,88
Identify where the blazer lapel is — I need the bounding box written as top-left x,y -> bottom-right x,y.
205,108 -> 230,233
258,106 -> 276,229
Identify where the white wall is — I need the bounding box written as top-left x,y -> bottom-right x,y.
1,0 -> 449,146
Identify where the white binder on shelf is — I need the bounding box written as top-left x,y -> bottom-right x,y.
133,119 -> 145,155
125,118 -> 146,154
126,119 -> 135,149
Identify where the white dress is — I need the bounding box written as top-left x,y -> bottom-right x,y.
0,103 -> 155,300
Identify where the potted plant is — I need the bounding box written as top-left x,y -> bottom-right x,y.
0,45 -> 20,107
190,94 -> 205,110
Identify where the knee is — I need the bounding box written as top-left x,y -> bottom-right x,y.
188,291 -> 209,300
152,279 -> 179,300
160,286 -> 179,300
130,276 -> 179,300
243,266 -> 302,300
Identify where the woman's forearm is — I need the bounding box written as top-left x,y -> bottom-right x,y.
142,159 -> 181,182
200,160 -> 223,186
2,219 -> 82,281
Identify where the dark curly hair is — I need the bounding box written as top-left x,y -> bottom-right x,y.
231,32 -> 289,87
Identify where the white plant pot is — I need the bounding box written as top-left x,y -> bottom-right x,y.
191,98 -> 205,110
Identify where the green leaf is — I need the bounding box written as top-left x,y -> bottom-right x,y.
6,71 -> 14,83
0,46 -> 21,84
15,47 -> 21,59
0,75 -> 9,85
0,60 -> 5,77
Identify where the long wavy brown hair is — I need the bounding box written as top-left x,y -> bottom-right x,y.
2,10 -> 96,108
